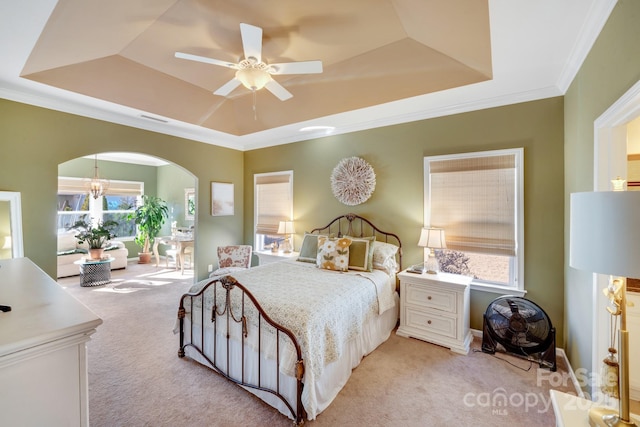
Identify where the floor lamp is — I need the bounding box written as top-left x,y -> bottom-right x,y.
570,191 -> 640,426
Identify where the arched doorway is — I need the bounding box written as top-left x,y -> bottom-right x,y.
56,152 -> 197,280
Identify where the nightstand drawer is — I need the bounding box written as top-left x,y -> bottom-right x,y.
404,282 -> 457,314
404,306 -> 457,339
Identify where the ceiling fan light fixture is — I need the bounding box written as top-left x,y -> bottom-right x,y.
175,23 -> 321,101
235,68 -> 271,90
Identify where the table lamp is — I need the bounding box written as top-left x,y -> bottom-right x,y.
570,191 -> 640,427
418,227 -> 446,274
277,221 -> 295,253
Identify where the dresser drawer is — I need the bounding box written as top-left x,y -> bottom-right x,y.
404,282 -> 457,314
404,306 -> 457,339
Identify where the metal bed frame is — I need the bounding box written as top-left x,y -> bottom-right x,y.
177,213 -> 402,425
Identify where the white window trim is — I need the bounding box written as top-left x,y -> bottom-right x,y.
424,148 -> 525,295
253,170 -> 293,251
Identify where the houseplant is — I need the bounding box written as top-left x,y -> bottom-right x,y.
128,195 -> 169,263
68,217 -> 118,260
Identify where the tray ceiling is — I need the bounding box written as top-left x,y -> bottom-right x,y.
0,0 -> 615,150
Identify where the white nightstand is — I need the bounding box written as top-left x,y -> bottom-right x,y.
255,250 -> 300,265
396,270 -> 472,354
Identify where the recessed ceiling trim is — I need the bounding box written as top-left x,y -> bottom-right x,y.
241,84 -> 563,151
140,114 -> 169,123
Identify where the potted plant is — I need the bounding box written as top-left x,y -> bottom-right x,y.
128,195 -> 169,263
68,216 -> 119,260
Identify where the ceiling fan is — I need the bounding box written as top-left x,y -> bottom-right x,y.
175,23 -> 323,101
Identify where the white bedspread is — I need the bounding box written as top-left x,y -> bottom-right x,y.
182,260 -> 396,415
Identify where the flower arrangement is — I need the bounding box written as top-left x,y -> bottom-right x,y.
436,249 -> 475,277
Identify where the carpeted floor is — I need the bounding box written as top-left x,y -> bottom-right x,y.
59,261 -> 577,426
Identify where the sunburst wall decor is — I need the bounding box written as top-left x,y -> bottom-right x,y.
330,156 -> 376,206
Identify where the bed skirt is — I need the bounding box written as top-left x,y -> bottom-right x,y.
182,292 -> 399,421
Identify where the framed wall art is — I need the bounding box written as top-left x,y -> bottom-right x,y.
184,188 -> 195,220
211,182 -> 234,216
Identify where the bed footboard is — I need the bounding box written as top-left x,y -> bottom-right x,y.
177,275 -> 306,425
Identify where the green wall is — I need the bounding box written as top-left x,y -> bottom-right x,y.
564,0 -> 640,384
0,99 -> 244,280
158,163 -> 197,231
244,97 -> 565,341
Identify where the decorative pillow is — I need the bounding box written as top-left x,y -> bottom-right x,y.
316,236 -> 352,271
345,235 -> 375,272
372,241 -> 400,274
297,233 -> 322,263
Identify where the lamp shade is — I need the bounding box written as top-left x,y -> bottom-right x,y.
277,221 -> 295,235
418,227 -> 447,249
570,191 -> 640,278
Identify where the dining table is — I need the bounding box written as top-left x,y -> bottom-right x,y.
153,235 -> 194,274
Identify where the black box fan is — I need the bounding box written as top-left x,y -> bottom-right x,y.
481,296 -> 556,371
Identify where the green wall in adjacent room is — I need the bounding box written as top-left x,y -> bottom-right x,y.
158,163 -> 198,232
244,96 -> 565,341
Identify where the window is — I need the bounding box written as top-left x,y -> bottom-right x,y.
424,148 -> 524,293
58,177 -> 143,240
254,171 -> 293,251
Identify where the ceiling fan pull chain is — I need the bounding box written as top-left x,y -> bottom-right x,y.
253,90 -> 257,120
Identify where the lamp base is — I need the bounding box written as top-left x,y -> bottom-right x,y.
280,237 -> 292,254
589,406 -> 637,427
425,255 -> 439,275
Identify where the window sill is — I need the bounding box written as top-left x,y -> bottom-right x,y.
470,281 -> 526,297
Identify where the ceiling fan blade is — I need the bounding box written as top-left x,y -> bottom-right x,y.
265,80 -> 293,101
213,78 -> 242,96
269,60 -> 323,75
175,52 -> 236,69
239,23 -> 262,63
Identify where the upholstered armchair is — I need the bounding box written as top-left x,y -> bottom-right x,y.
210,245 -> 252,277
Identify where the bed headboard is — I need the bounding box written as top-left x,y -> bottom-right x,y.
309,213 -> 403,269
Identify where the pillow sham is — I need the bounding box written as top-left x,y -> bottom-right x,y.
316,236 -> 352,272
345,235 -> 375,272
372,240 -> 400,274
297,233 -> 322,263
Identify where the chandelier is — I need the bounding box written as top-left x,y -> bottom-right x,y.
87,154 -> 109,199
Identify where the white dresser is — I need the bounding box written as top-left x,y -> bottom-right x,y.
0,257 -> 102,427
396,270 -> 472,354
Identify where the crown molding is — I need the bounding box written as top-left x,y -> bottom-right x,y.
556,0 -> 618,93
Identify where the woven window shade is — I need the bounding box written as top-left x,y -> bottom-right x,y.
255,173 -> 292,235
429,154 -> 516,256
58,177 -> 143,196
